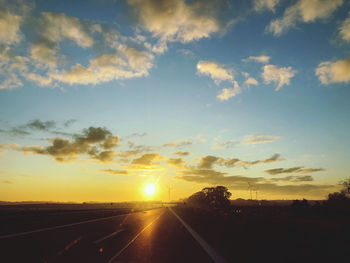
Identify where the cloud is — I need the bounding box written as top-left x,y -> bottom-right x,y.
175,169 -> 333,196
243,55 -> 270,63
128,132 -> 147,138
50,45 -> 154,85
339,13 -> 350,42
267,0 -> 343,36
315,56 -> 350,84
198,155 -> 220,169
167,157 -> 186,168
63,119 -> 77,128
253,0 -> 280,13
262,65 -> 296,91
100,169 -> 128,175
174,151 -> 191,156
163,139 -> 192,148
127,0 -> 223,50
26,119 -> 56,131
0,143 -> 18,155
213,140 -> 236,150
265,167 -> 325,175
196,60 -> 241,100
243,134 -> 280,145
0,46 -> 28,90
132,153 -> 163,166
40,12 -> 95,48
197,61 -> 233,84
217,83 -> 241,101
244,77 -> 259,87
29,39 -> 58,68
269,175 -> 314,182
261,153 -> 284,163
19,126 -> 120,163
0,9 -> 23,45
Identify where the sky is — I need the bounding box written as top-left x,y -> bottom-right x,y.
1,0 -> 350,202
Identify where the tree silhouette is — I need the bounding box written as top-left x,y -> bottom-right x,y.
187,186 -> 232,209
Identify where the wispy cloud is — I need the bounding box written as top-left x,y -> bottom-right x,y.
163,139 -> 192,148
243,55 -> 270,64
265,167 -> 325,175
267,0 -> 343,36
243,135 -> 280,145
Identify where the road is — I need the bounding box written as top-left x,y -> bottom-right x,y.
0,207 -> 217,263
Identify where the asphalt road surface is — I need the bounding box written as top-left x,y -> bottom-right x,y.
0,208 -> 216,263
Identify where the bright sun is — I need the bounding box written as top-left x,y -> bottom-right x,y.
144,183 -> 156,197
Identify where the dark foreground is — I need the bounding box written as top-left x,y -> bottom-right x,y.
1,203 -> 349,262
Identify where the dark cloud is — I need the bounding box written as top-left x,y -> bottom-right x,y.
265,167 -> 325,175
19,126 -> 119,163
26,119 -> 56,131
1,119 -> 77,137
198,155 -> 220,169
100,169 -> 128,175
269,175 -> 314,183
63,119 -> 77,127
132,153 -> 162,166
175,170 -> 333,196
167,157 -> 186,168
193,153 -> 283,169
174,151 -> 191,156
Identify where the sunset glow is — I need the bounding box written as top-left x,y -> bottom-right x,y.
1,0 -> 350,203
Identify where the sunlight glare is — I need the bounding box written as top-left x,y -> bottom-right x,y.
144,183 -> 156,197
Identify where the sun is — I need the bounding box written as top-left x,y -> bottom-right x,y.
144,183 -> 156,197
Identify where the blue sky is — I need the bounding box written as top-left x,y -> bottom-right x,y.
1,0 -> 350,201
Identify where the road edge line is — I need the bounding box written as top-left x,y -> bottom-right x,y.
0,209 -> 159,239
168,207 -> 228,263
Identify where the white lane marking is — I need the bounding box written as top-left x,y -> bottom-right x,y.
107,212 -> 163,263
94,229 -> 125,244
0,213 -> 133,240
168,207 -> 228,263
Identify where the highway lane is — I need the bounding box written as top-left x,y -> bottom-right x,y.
0,208 -> 215,263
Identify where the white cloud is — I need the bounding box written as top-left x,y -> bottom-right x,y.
197,61 -> 233,84
243,135 -> 280,144
197,60 -> 242,100
244,77 -> 259,87
30,40 -> 58,68
316,56 -> 350,84
25,73 -> 52,87
0,46 -> 28,90
40,12 -> 95,48
50,45 -> 154,85
262,64 -> 296,91
243,55 -> 270,64
339,13 -> 350,42
217,81 -> 241,101
253,0 -> 280,13
0,10 -> 22,45
267,0 -> 343,36
128,0 -> 221,52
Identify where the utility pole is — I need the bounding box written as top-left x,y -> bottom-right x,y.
167,186 -> 173,202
